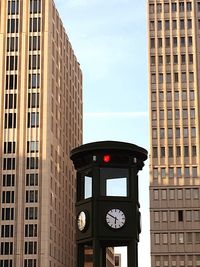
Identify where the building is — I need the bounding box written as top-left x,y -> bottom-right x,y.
85,247 -> 115,267
148,1 -> 200,266
114,253 -> 121,267
0,0 -> 82,266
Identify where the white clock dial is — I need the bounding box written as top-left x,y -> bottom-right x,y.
106,209 -> 126,229
77,211 -> 87,231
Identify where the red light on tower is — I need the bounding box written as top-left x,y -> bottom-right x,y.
103,154 -> 111,163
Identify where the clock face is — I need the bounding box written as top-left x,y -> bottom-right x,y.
106,209 -> 126,229
77,211 -> 87,231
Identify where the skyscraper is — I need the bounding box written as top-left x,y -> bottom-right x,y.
0,0 -> 82,266
148,1 -> 200,266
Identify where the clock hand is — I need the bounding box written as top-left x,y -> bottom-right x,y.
108,213 -> 117,220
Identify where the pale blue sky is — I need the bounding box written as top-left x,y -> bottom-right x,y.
54,1 -> 150,266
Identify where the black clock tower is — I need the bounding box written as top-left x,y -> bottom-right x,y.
70,141 -> 147,267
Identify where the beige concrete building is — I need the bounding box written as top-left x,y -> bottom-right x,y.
0,0 -> 82,266
148,1 -> 200,267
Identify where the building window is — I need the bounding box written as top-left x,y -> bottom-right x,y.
177,167 -> 182,177
178,233 -> 184,244
176,128 -> 180,138
27,112 -> 39,128
26,190 -> 38,203
192,167 -> 197,177
184,146 -> 189,157
187,19 -> 192,29
153,147 -> 157,158
158,38 -> 162,48
27,141 -> 39,153
174,91 -> 179,101
26,157 -> 39,169
163,233 -> 168,244
168,147 -> 173,158
173,20 -> 177,29
158,55 -> 163,65
169,168 -> 174,178
182,108 -> 188,119
30,0 -> 41,14
169,189 -> 175,199
25,207 -> 38,220
170,211 -> 175,221
190,90 -> 194,100
151,56 -> 155,65
176,148 -> 181,158
1,225 -> 13,238
5,94 -> 17,109
166,73 -> 171,83
159,73 -> 163,83
180,37 -> 185,46
4,142 -> 16,154
191,126 -> 196,138
6,74 -> 17,90
198,2 -> 200,12
165,20 -> 169,30
0,242 -> 13,255
7,37 -> 18,52
152,129 -> 157,139
157,3 -> 162,13
174,73 -> 179,82
172,3 -> 177,12
4,113 -> 16,128
26,174 -> 38,186
25,224 -> 37,237
162,211 -> 167,221
186,210 -> 192,221
155,233 -> 160,244
24,241 -> 37,254
3,158 -> 15,170
168,128 -> 172,138
8,0 -> 19,15
166,37 -> 170,47
160,128 -> 165,138
189,72 -> 194,82
29,36 -> 40,50
192,146 -> 196,156
157,20 -> 162,30
29,55 -> 40,70
181,54 -> 186,64
187,2 -> 192,11
178,210 -> 184,222
188,36 -> 193,46
3,175 -> 15,187
29,73 -> 40,88
180,19 -> 184,30
194,210 -> 200,221
6,55 -> 18,70
179,2 -> 184,12
2,191 -> 14,203
166,56 -> 170,64
7,18 -> 19,33
161,189 -> 167,199
154,211 -> 159,222
1,208 -> 14,220
170,233 -> 176,244
188,55 -> 193,65
29,17 -> 41,32
183,127 -> 188,138
153,189 -> 159,200
28,93 -> 40,108
175,109 -> 180,119
161,147 -> 165,158
178,189 -> 183,200
164,3 -> 169,12
153,169 -> 158,180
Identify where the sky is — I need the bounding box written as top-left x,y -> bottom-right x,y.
54,0 -> 150,266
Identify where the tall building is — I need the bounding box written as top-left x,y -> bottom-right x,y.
0,0 -> 82,266
148,1 -> 200,266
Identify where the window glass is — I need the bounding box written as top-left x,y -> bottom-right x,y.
100,168 -> 128,197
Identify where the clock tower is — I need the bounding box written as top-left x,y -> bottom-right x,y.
70,141 -> 147,267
